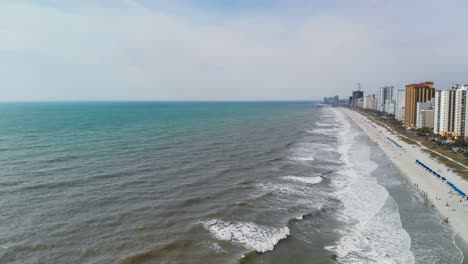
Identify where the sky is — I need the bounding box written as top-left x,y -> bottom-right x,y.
1,0 -> 468,101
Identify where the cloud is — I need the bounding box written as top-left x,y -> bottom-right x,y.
1,0 -> 468,101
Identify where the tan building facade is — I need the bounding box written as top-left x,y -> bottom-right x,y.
405,82 -> 435,127
420,110 -> 435,129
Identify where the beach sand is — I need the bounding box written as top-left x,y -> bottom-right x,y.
343,108 -> 468,251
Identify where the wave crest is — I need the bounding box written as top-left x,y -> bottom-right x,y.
203,219 -> 289,253
282,175 -> 322,184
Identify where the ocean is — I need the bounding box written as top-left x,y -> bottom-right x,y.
0,102 -> 464,264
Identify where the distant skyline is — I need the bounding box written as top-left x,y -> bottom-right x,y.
1,0 -> 468,101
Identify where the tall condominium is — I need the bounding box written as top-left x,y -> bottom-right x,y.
405,82 -> 435,127
454,87 -> 468,137
396,90 -> 406,121
352,90 -> 364,107
378,86 -> 395,113
434,88 -> 456,136
416,99 -> 434,129
435,85 -> 468,137
363,94 -> 377,110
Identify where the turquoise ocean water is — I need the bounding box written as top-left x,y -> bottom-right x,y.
0,102 -> 463,263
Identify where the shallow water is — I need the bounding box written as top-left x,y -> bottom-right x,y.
0,103 -> 463,263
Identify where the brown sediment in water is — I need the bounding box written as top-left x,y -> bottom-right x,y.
120,240 -> 199,264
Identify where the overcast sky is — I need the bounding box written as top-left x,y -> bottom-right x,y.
1,0 -> 468,101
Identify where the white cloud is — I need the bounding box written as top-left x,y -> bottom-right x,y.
1,0 -> 468,101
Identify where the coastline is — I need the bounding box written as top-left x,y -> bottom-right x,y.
342,108 -> 468,260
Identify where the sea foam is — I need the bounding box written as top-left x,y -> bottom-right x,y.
315,122 -> 338,127
290,156 -> 315,162
326,108 -> 415,264
203,219 -> 289,253
282,175 -> 322,184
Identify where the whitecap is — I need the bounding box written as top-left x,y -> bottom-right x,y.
257,182 -> 310,195
203,219 -> 289,253
326,108 -> 415,264
282,175 -> 322,184
290,156 -> 315,162
306,128 -> 338,135
315,122 -> 338,127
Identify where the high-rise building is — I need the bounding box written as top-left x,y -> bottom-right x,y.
352,90 -> 364,107
434,87 -> 457,136
378,86 -> 395,112
420,110 -> 435,129
435,85 -> 468,138
454,86 -> 468,137
396,90 -> 406,121
356,98 -> 364,108
385,100 -> 396,116
405,82 -> 435,127
363,94 -> 377,110
323,96 -> 340,105
416,99 -> 434,128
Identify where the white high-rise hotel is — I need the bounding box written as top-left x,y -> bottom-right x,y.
379,86 -> 395,114
434,85 -> 468,138
396,90 -> 406,121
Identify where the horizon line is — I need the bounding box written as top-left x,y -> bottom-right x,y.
0,100 -> 320,103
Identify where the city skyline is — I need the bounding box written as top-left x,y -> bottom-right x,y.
331,81 -> 468,139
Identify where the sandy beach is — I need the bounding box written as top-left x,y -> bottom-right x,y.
343,108 -> 468,249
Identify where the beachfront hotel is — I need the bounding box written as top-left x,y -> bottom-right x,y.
352,90 -> 364,107
434,85 -> 468,138
404,82 -> 435,127
396,90 -> 406,122
434,88 -> 456,136
416,99 -> 435,129
379,86 -> 396,115
363,94 -> 378,110
454,86 -> 468,138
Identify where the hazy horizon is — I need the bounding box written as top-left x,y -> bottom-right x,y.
2,0 -> 468,101
0,99 -> 318,103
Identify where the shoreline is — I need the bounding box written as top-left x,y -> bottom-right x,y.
342,108 -> 468,261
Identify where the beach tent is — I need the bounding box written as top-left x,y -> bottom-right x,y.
414,159 -> 467,197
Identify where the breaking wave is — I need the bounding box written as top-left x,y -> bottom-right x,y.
282,175 -> 323,184
203,219 -> 289,253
